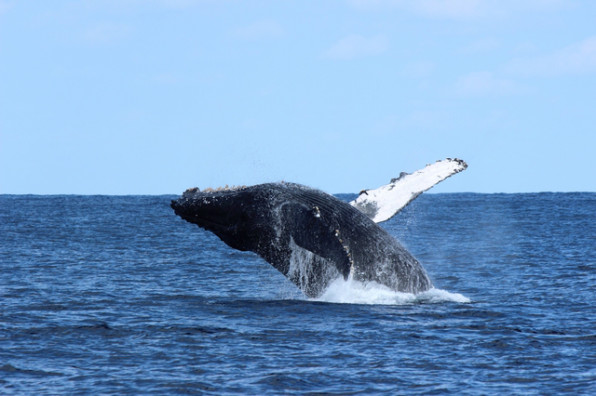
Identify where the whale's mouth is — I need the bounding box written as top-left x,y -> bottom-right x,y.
190,215 -> 230,231
171,199 -> 229,229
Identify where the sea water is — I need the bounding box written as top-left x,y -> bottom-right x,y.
1,193 -> 595,394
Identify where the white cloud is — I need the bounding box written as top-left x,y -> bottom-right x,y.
234,20 -> 283,40
0,0 -> 11,14
323,34 -> 389,60
108,0 -> 218,8
455,71 -> 521,96
348,0 -> 567,20
506,36 -> 596,76
349,0 -> 487,19
415,0 -> 485,19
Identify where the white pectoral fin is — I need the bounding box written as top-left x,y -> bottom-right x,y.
350,158 -> 468,223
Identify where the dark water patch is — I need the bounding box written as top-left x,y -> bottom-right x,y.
0,364 -> 64,377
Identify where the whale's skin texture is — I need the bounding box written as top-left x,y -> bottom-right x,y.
171,182 -> 432,298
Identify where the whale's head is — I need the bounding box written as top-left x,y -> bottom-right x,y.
171,185 -> 275,252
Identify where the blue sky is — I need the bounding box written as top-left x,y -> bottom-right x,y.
1,0 -> 595,194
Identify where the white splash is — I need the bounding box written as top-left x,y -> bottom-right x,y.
313,277 -> 470,305
287,237 -> 341,296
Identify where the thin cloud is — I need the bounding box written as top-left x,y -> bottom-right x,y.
0,0 -> 11,14
348,0 -> 567,20
415,0 -> 484,19
506,36 -> 596,76
455,71 -> 521,96
348,0 -> 487,19
114,0 -> 218,8
323,34 -> 389,60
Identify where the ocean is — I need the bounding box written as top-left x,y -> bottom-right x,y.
1,192 -> 595,394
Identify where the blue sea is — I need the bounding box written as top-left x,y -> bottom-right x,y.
1,192 -> 595,394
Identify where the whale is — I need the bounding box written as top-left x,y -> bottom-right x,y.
171,158 -> 467,298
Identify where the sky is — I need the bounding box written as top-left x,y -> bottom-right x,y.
1,0 -> 595,195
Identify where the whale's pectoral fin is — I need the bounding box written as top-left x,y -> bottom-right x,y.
282,204 -> 352,279
350,158 -> 467,223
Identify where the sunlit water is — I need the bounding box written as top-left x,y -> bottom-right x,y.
1,193 -> 595,394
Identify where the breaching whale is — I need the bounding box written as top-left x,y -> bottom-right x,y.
171,158 -> 467,298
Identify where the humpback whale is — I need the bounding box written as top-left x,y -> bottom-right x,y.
171,158 -> 467,298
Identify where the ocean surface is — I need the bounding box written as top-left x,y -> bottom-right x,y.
1,192 -> 595,394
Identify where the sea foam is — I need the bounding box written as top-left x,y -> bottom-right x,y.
313,277 -> 470,305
